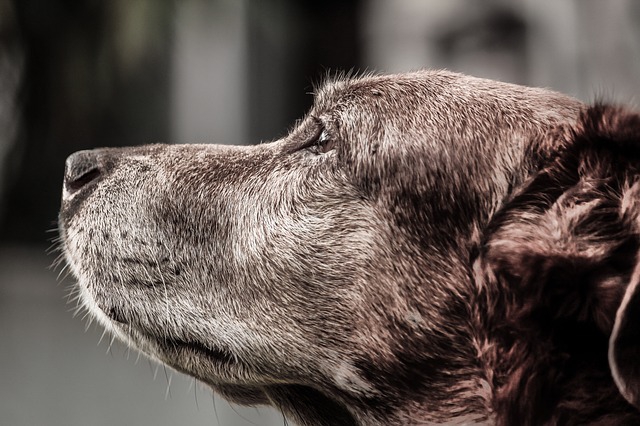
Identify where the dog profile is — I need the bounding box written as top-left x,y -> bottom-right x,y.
59,70 -> 640,425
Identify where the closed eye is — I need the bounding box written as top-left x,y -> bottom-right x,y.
310,129 -> 336,154
299,121 -> 337,155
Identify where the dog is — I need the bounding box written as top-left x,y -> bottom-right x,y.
59,70 -> 640,425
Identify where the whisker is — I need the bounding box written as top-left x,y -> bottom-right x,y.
163,365 -> 172,399
212,394 -> 221,426
97,327 -> 109,346
83,317 -> 93,332
56,263 -> 72,282
229,403 -> 258,426
153,362 -> 160,380
192,378 -> 199,411
107,333 -> 117,355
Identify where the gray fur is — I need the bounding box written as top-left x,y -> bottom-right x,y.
59,70 -> 640,425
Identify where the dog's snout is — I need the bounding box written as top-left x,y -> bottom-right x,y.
64,150 -> 102,193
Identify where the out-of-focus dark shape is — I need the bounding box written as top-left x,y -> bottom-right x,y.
434,5 -> 527,85
246,0 -> 362,144
1,0 -> 174,242
0,1 -> 23,229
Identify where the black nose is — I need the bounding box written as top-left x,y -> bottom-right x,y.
64,150 -> 102,193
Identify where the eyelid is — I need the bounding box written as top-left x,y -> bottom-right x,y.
297,119 -> 325,150
289,116 -> 337,155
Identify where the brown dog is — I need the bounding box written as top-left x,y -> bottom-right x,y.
59,70 -> 640,425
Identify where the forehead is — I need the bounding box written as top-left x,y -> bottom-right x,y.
309,71 -> 498,152
312,69 -> 579,120
310,71 -> 453,148
312,72 -> 425,117
309,70 -> 584,155
310,72 -> 472,149
312,70 -> 481,115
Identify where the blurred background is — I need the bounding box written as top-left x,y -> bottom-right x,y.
1,0 -> 639,425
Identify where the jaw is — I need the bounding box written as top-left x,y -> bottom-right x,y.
85,293 -> 364,425
106,312 -> 361,424
64,224 -> 493,426
65,242 -> 371,424
67,246 -> 491,426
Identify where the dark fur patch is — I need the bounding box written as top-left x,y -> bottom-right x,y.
475,105 -> 640,425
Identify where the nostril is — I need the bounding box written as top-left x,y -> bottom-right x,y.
64,150 -> 102,193
67,167 -> 100,192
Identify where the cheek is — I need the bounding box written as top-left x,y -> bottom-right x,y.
148,161 -> 372,296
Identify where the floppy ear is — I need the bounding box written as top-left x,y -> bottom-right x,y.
476,104 -> 640,418
611,261 -> 640,408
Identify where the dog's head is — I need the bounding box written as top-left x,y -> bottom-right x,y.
59,70 -> 640,425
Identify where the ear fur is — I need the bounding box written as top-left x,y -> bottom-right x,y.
475,104 -> 640,424
610,261 -> 640,410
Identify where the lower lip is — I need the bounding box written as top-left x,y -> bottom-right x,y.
160,338 -> 236,364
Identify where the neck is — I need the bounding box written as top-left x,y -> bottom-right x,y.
268,303 -> 493,425
268,377 -> 492,426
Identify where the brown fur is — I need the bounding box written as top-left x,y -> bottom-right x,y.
59,70 -> 640,425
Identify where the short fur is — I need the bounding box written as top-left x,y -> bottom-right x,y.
59,70 -> 640,425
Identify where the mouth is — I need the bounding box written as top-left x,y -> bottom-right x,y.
93,301 -> 274,406
78,278 -> 263,393
103,303 -> 237,367
156,337 -> 237,365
